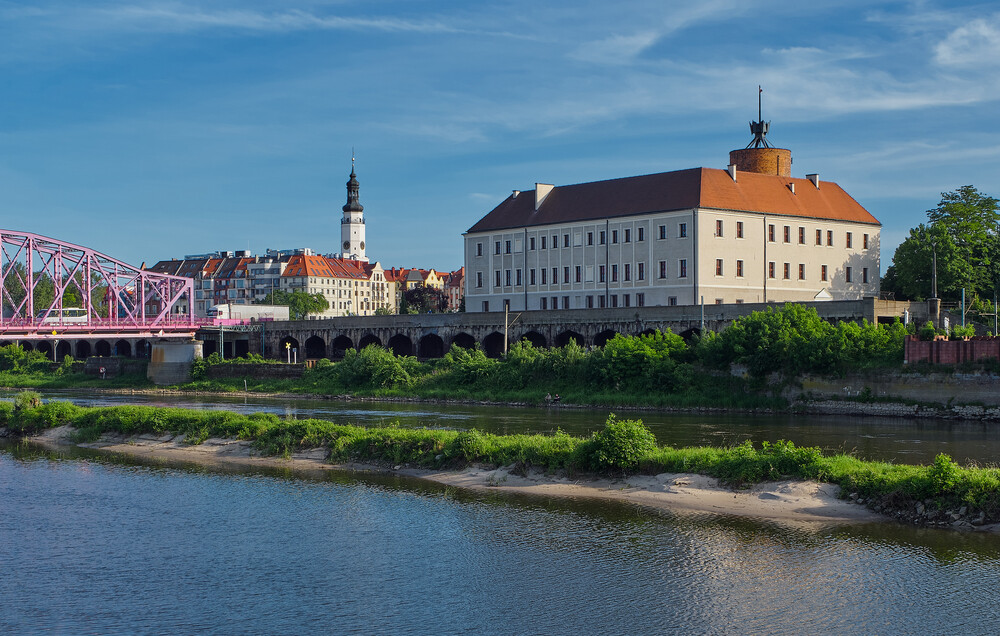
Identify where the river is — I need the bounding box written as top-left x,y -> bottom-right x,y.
3,391 -> 1000,633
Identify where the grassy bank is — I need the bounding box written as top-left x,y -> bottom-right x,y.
4,394 -> 998,526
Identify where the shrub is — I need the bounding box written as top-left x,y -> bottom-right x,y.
584,414 -> 657,472
13,390 -> 42,411
919,321 -> 938,341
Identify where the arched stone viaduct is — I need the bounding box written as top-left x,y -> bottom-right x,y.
216,299 -> 921,361
0,337 -> 151,360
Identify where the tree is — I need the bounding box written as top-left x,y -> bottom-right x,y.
886,186 -> 998,300
403,285 -> 447,313
258,290 -> 329,320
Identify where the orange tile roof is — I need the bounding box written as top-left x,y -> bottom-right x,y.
467,167 -> 879,233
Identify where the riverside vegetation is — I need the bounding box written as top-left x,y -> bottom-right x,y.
2,393 -> 998,528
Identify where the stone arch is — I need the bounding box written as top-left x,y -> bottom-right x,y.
95,340 -> 112,357
56,341 -> 72,359
450,332 -> 476,350
202,339 -> 217,357
555,330 -> 585,348
388,334 -> 413,357
305,335 -> 326,359
114,340 -> 132,357
36,341 -> 53,358
519,330 -> 547,349
234,340 -> 250,358
20,341 -> 34,351
280,336 -> 300,361
75,341 -> 92,358
594,329 -> 618,347
418,333 -> 445,359
0,341 -> 10,348
135,339 -> 150,358
483,331 -> 505,358
358,334 -> 382,350
332,335 -> 353,358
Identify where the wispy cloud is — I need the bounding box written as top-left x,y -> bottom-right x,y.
934,14 -> 1000,67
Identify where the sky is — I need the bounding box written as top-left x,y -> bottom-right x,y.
1,0 -> 998,273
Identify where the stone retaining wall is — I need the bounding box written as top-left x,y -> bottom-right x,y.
206,364 -> 304,380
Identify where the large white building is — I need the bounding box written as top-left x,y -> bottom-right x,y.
463,134 -> 880,312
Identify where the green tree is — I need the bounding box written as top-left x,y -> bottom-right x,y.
886,186 -> 998,300
403,285 -> 447,313
258,290 -> 329,320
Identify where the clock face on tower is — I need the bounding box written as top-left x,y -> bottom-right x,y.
360,241 -> 365,250
343,241 -> 350,250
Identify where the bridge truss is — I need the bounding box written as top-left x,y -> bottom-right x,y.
0,230 -> 197,339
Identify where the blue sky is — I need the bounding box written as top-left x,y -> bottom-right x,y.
1,1 -> 998,273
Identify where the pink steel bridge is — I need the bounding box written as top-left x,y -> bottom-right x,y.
0,230 -> 199,341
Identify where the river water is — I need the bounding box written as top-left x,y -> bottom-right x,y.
3,391 -> 1000,633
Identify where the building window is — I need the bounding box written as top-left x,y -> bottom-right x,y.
799,227 -> 805,244
586,295 -> 594,308
736,260 -> 744,277
495,241 -> 501,255
477,242 -> 483,256
768,224 -> 775,242
623,294 -> 631,307
736,221 -> 744,239
821,265 -> 828,281
716,219 -> 723,237
679,260 -> 687,278
716,259 -> 723,276
587,232 -> 593,246
552,267 -> 558,284
798,264 -> 805,280
541,236 -> 547,250
612,230 -> 619,244
784,226 -> 790,243
494,271 -> 501,287
659,225 -> 666,240
846,232 -> 853,248
659,261 -> 666,279
552,296 -> 558,308
625,228 -> 631,243
575,266 -> 582,283
863,267 -> 869,283
516,269 -> 522,286
624,263 -> 631,281
846,267 -> 853,283
505,270 -> 511,286
540,297 -> 547,310
599,265 -> 606,283
827,230 -> 833,246
816,229 -> 822,245
530,269 -> 536,285
668,296 -> 677,306
864,234 -> 869,249
783,263 -> 790,280
637,262 -> 645,280
768,262 -> 776,278
564,234 -> 570,248
611,264 -> 618,282
482,301 -> 489,312
505,240 -> 511,254
600,231 -> 606,244
610,295 -> 618,308
715,299 -> 724,305
636,293 -> 645,307
563,296 -> 570,309
637,227 -> 644,241
529,237 -> 535,250
597,295 -> 605,308
679,223 -> 687,238
541,268 -> 547,285
476,272 -> 483,288
563,266 -> 570,283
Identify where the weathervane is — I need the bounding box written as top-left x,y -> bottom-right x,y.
747,85 -> 771,149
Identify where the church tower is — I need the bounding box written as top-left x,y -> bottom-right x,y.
341,157 -> 368,262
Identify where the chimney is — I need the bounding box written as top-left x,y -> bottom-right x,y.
535,183 -> 554,211
727,164 -> 737,181
806,173 -> 819,188
788,182 -> 796,195
512,190 -> 520,198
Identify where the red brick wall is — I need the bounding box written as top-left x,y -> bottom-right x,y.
904,335 -> 1000,364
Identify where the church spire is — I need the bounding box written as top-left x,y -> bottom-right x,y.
343,156 -> 364,213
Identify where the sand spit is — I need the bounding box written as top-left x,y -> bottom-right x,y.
18,425 -> 889,528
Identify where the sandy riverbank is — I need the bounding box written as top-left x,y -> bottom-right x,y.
26,425 -> 884,528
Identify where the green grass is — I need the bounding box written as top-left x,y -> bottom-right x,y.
3,397 -> 998,523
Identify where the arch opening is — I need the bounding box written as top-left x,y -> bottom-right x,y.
483,331 -> 505,358
555,330 -> 585,348
388,334 -> 413,357
305,335 -> 326,359
594,330 -> 618,347
519,330 -> 547,349
418,333 -> 445,359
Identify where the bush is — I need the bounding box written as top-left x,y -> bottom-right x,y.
583,414 -> 657,472
13,390 -> 42,411
919,321 -> 938,341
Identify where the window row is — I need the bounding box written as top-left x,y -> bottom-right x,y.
478,263 -> 650,288
478,228 -> 649,256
